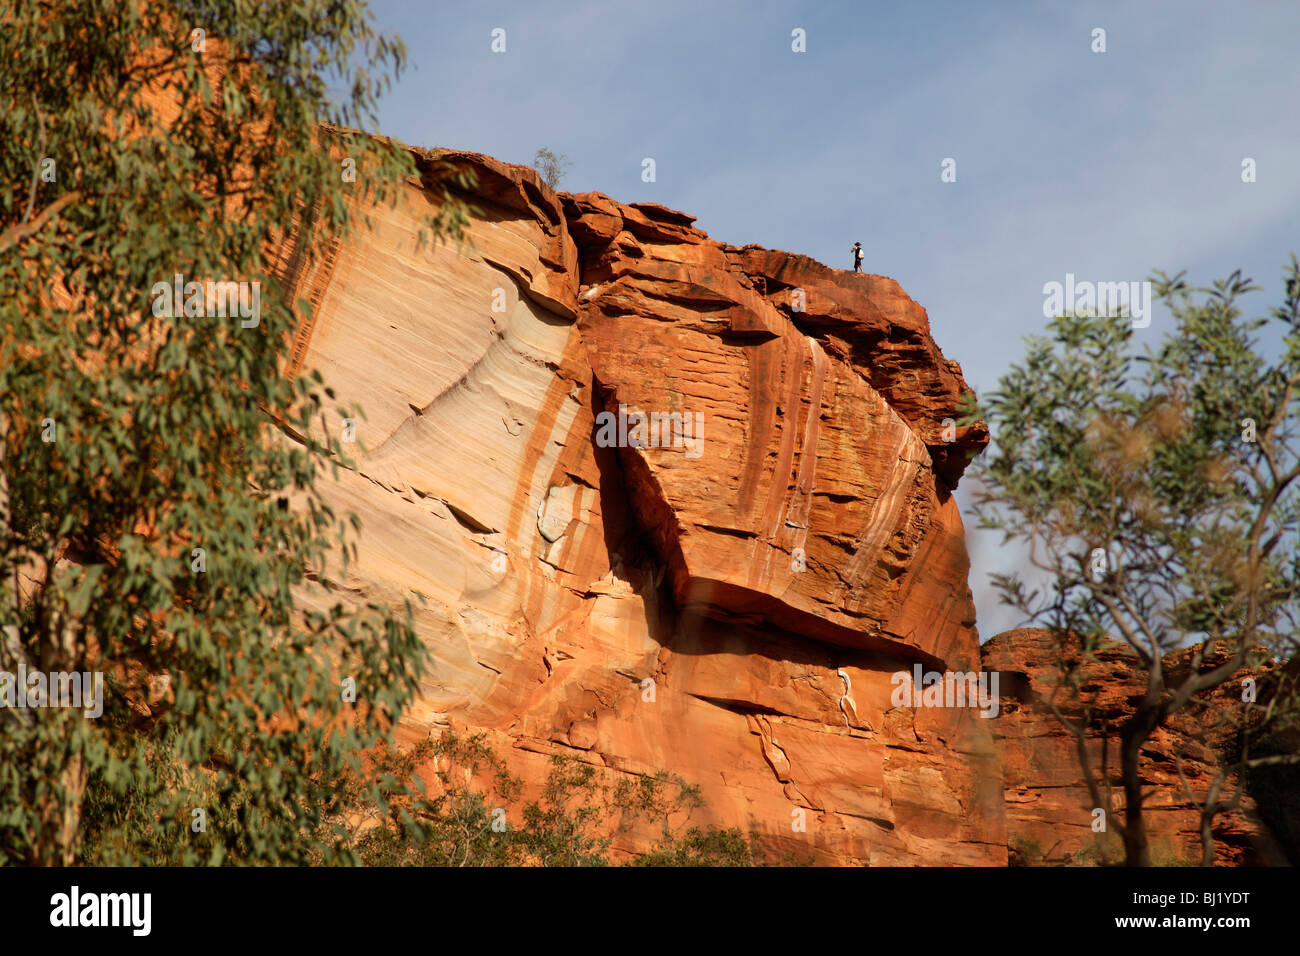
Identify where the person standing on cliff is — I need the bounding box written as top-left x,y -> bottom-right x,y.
851,241 -> 864,273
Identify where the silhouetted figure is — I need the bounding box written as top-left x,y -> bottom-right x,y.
851,241 -> 864,273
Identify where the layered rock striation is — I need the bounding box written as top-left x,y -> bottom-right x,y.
271,144 -> 1003,865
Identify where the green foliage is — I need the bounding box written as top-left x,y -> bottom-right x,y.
1149,840 -> 1195,867
346,732 -> 757,867
974,258 -> 1300,864
974,261 -> 1300,660
1008,833 -> 1045,866
0,0 -> 467,864
1071,830 -> 1124,867
629,826 -> 757,867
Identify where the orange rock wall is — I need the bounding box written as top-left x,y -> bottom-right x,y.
275,146 -> 1005,865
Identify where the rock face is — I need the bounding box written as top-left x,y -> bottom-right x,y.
272,144 -> 1004,865
271,143 -> 1284,865
984,628 -> 1289,866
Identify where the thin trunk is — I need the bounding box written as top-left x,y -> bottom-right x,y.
55,752 -> 86,866
1199,770 -> 1228,867
35,612 -> 85,865
1199,809 -> 1217,867
1120,711 -> 1158,867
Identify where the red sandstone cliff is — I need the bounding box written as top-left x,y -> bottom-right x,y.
273,143 -> 1283,865
273,144 -> 1004,865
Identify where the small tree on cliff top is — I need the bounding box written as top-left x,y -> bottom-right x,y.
0,0 -> 469,864
533,148 -> 571,190
971,261 -> 1300,866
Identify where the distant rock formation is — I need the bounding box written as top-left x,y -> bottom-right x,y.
985,628 -> 1292,865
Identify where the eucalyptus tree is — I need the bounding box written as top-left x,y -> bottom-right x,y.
0,0 -> 468,864
972,260 -> 1300,866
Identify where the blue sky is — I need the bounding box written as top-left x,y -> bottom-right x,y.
365,0 -> 1300,639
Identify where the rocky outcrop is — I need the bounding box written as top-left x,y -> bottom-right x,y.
565,191 -> 984,665
272,141 -> 1008,865
984,628 -> 1289,865
271,142 -> 1299,865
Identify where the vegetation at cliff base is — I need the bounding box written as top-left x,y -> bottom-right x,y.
337,732 -> 758,867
